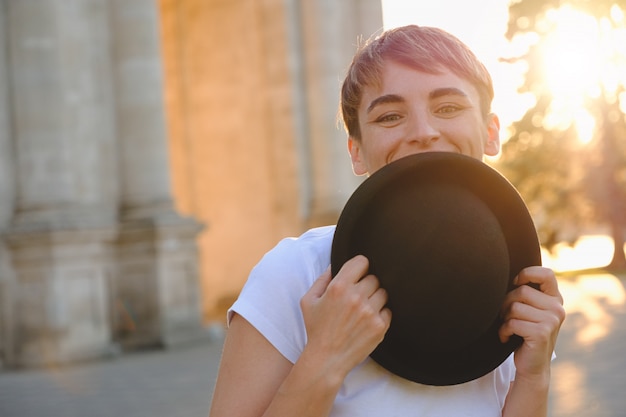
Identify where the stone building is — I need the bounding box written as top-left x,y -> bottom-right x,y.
0,0 -> 382,368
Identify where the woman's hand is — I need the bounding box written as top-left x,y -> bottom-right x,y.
499,266 -> 565,378
300,255 -> 392,379
500,266 -> 566,417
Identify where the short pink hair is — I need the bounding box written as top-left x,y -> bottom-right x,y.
340,25 -> 494,140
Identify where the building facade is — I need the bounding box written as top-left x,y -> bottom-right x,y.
0,0 -> 382,368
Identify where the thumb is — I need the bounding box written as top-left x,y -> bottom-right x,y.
306,266 -> 332,299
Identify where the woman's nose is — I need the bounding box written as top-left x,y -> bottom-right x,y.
407,117 -> 440,147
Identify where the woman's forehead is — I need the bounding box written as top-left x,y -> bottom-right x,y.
359,63 -> 480,108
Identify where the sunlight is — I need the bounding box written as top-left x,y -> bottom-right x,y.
537,235 -> 626,346
621,90 -> 626,113
541,7 -> 600,101
557,274 -> 626,345
552,362 -> 587,415
381,1 -> 626,144
542,235 -> 615,271
573,109 -> 596,144
538,5 -> 626,143
380,0 -> 527,132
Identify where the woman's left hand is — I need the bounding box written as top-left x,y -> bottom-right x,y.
499,266 -> 566,379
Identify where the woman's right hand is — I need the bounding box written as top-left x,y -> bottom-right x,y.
299,255 -> 392,379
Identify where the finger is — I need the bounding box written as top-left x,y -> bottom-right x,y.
333,255 -> 370,284
498,314 -> 543,343
499,314 -> 560,345
305,267 -> 332,299
499,318 -> 528,343
356,274 -> 382,298
501,300 -> 544,324
515,266 -> 562,300
368,285 -> 389,311
380,306 -> 392,325
501,284 -> 559,315
499,299 -> 565,344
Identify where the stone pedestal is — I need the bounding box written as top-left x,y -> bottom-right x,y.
4,228 -> 117,367
114,215 -> 206,348
0,244 -> 16,369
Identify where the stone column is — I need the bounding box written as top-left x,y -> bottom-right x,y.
109,0 -> 206,348
0,0 -> 15,229
294,0 -> 383,226
2,0 -> 118,367
0,0 -> 17,368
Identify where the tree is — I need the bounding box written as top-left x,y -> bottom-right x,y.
498,0 -> 626,270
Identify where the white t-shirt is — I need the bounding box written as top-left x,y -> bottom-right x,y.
230,226 -> 516,417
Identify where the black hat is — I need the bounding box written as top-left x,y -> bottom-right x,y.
331,152 -> 541,386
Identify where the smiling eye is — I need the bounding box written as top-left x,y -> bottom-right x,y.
376,113 -> 402,123
435,104 -> 463,114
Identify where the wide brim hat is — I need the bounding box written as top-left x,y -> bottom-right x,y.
331,152 -> 541,386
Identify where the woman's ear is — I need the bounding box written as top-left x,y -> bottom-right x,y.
348,137 -> 368,176
484,113 -> 501,156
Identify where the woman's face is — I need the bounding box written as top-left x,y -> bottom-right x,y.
349,60 -> 500,176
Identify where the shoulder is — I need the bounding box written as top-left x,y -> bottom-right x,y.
228,226 -> 336,362
278,225 -> 336,255
257,225 -> 336,274
245,224 -> 336,291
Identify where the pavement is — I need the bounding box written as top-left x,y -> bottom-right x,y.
0,273 -> 625,417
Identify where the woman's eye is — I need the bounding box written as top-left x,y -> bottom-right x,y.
375,113 -> 401,123
436,104 -> 463,114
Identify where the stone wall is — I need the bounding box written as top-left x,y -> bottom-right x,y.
159,0 -> 382,320
0,0 -> 206,368
0,0 -> 383,367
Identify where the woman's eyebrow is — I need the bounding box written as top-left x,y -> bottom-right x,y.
366,94 -> 405,114
366,88 -> 469,114
429,87 -> 468,100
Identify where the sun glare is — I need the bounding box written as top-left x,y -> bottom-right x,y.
574,109 -> 596,144
538,5 -> 626,142
541,8 -> 599,100
381,1 -> 626,143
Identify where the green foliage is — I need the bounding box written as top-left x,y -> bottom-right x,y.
498,0 -> 626,267
498,95 -> 594,250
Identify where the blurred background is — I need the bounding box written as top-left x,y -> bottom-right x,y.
0,0 -> 625,415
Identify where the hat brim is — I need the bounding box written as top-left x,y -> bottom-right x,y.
331,152 -> 541,386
